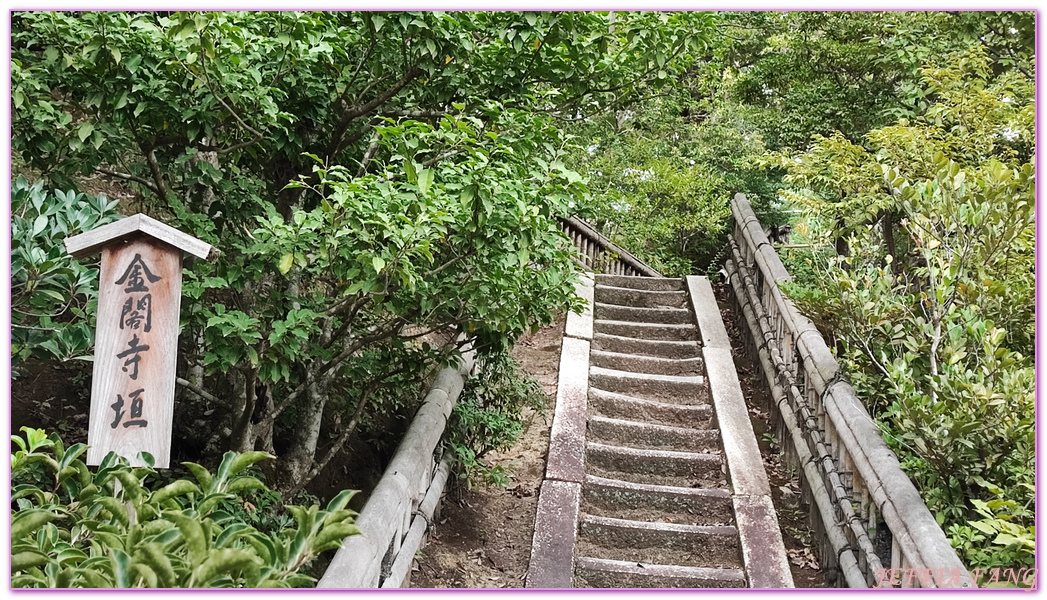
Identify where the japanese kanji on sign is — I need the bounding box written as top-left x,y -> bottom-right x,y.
65,214 -> 212,468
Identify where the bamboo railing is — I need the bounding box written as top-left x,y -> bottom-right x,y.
724,193 -> 972,588
560,216 -> 661,277
318,350 -> 475,589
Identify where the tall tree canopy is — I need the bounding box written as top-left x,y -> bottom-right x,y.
11,10 -> 714,489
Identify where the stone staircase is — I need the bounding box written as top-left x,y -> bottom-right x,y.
527,274 -> 793,589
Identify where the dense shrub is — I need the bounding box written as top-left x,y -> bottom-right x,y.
11,428 -> 359,588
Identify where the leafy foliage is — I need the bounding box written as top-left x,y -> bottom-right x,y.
448,351 -> 546,488
12,10 -> 703,490
567,92 -> 775,276
11,427 -> 358,588
11,177 -> 122,364
713,11 -> 1033,151
770,46 -> 1034,569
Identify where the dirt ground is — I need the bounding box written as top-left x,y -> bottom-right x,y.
410,315 -> 565,588
411,288 -> 830,589
715,283 -> 831,588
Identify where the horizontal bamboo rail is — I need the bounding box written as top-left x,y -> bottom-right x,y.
318,349 -> 475,589
560,215 -> 661,277
724,193 -> 972,588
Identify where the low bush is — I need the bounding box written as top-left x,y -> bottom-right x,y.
11,427 -> 359,588
11,177 -> 122,365
447,351 -> 546,488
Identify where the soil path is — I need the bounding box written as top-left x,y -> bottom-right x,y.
410,316 -> 565,588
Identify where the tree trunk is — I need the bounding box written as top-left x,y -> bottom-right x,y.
834,217 -> 850,261
276,373 -> 327,492
883,211 -> 903,277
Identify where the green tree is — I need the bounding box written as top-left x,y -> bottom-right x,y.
710,11 -> 1033,151
11,10 -> 716,491
769,47 -> 1035,568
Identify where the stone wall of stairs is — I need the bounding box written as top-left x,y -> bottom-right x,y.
526,274 -> 792,589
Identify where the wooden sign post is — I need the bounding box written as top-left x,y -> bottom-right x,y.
65,214 -> 212,468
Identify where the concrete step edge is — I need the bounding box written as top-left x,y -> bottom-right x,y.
587,441 -> 721,462
580,514 -> 738,537
591,333 -> 702,359
584,474 -> 732,500
588,349 -> 704,374
590,365 -> 705,385
594,284 -> 689,297
594,319 -> 692,330
593,302 -> 693,322
593,320 -> 699,342
594,285 -> 689,309
588,414 -> 717,438
593,332 -> 700,349
588,388 -> 713,415
594,275 -> 686,291
574,557 -> 747,584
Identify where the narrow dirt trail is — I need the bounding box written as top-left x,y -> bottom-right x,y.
410,316 -> 566,588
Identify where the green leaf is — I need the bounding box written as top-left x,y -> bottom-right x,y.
166,512 -> 207,567
372,256 -> 385,273
417,168 -> 434,196
11,550 -> 49,572
182,462 -> 213,492
111,548 -> 131,588
124,53 -> 143,73
227,451 -> 273,478
278,253 -> 294,274
77,122 -> 95,143
325,489 -> 358,512
190,548 -> 261,587
97,496 -> 131,529
310,523 -> 360,553
404,159 -> 417,184
225,476 -> 265,495
12,510 -> 62,541
151,479 -> 200,506
32,214 -> 48,236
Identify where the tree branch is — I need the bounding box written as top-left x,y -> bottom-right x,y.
94,167 -> 160,194
324,65 -> 424,160
198,49 -> 265,151
355,137 -> 381,178
143,147 -> 170,205
176,377 -> 221,403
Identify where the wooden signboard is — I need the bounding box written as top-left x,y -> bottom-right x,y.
65,214 -> 212,468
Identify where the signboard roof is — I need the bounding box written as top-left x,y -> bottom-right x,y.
64,213 -> 213,260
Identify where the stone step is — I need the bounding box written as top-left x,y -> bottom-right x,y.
585,442 -> 725,488
574,557 -> 746,588
589,349 -> 702,376
593,319 -> 698,342
582,474 -> 734,526
593,285 -> 688,309
591,333 -> 701,360
594,275 -> 686,292
593,302 -> 693,325
587,415 -> 720,453
589,366 -> 709,404
588,388 -> 714,429
575,514 -> 741,569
